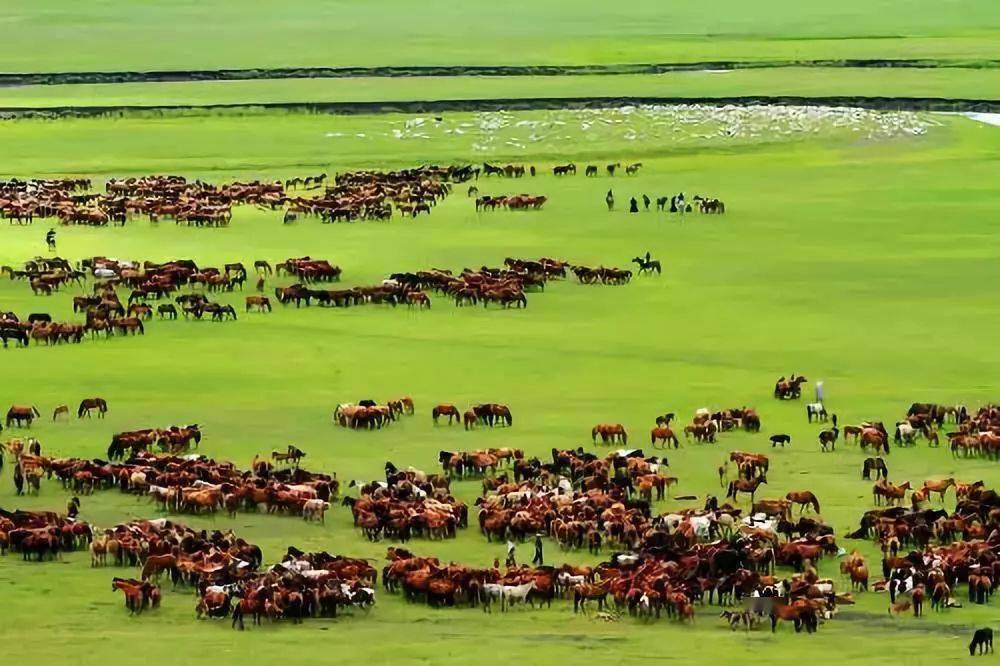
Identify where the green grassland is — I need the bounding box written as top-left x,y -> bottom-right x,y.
2,0 -> 1000,72
1,67 -> 999,110
0,110 -> 998,665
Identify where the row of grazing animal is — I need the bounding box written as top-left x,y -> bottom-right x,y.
438,448 -> 524,477
571,265 -> 632,285
2,174 -> 286,228
107,425 -> 202,459
1,178 -> 91,224
0,507 -> 93,561
474,194 -> 547,211
383,546 -> 556,609
333,398 -> 414,429
38,449 -> 339,520
342,470 -> 464,542
550,162 -> 641,177
285,164 -> 464,222
428,403 -> 514,430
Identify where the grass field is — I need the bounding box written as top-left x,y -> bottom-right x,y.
3,0 -> 1000,72
2,68 -> 999,110
0,107 -> 998,665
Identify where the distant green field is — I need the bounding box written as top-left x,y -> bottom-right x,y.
1,68 -> 998,109
3,0 -> 999,72
0,110 -> 998,665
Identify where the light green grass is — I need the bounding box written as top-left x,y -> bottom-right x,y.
2,68 -> 999,109
0,111 -> 998,665
2,0 -> 1000,72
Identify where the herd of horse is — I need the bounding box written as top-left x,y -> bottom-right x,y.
1,387 -> 997,639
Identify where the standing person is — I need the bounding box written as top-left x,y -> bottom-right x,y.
605,189 -> 615,211
45,228 -> 56,253
532,534 -> 544,566
629,197 -> 639,213
67,496 -> 80,519
642,194 -> 651,211
815,381 -> 825,405
529,166 -> 536,177
505,539 -> 517,567
13,464 -> 24,496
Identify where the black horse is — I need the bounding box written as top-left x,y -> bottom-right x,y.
631,256 -> 662,275
970,628 -> 993,656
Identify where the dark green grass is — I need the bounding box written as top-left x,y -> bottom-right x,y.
1,68 -> 998,110
2,0 -> 999,72
0,111 -> 997,664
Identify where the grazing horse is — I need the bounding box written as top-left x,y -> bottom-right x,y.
970,628 -> 994,656
784,490 -> 820,514
432,404 -> 461,425
592,423 -> 628,445
861,457 -> 888,480
78,397 -> 108,419
650,427 -> 678,449
6,405 -> 41,428
52,405 -> 70,421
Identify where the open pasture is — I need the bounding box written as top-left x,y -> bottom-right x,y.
0,102 -> 999,666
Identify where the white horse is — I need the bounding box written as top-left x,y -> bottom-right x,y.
501,581 -> 536,610
806,403 -> 828,423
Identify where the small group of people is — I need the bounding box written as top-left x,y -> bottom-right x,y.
495,534 -> 544,569
605,190 -> 690,214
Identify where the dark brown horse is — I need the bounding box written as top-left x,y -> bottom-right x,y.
6,405 -> 41,428
78,398 -> 108,419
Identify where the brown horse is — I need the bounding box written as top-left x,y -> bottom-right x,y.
78,397 -> 108,419
922,478 -> 955,501
245,295 -> 272,312
785,490 -> 821,514
873,480 -> 910,506
6,405 -> 41,428
112,578 -> 146,614
592,423 -> 627,445
52,405 -> 69,421
463,410 -> 477,430
650,427 -> 679,449
432,404 -> 461,425
726,476 -> 767,503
